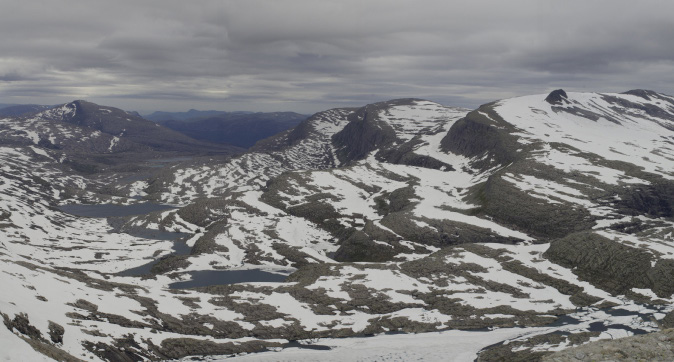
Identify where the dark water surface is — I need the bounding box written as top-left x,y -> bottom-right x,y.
116,239 -> 192,277
59,202 -> 177,218
168,269 -> 290,289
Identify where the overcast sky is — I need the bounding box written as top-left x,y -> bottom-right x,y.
0,0 -> 673,113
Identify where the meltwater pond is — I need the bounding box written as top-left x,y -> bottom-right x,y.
59,202 -> 177,218
116,239 -> 191,277
169,269 -> 291,289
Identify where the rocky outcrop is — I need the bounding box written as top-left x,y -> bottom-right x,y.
542,329 -> 674,362
545,89 -> 569,105
332,99 -> 454,169
544,231 -> 674,298
661,311 -> 674,329
332,104 -> 399,163
48,321 -> 64,344
333,229 -> 401,262
477,167 -> 596,239
616,180 -> 674,219
440,104 -> 520,170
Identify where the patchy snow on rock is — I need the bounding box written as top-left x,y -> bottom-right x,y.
1,94 -> 673,361
496,92 -> 674,179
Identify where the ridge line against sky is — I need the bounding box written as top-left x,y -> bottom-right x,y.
1,0 -> 673,113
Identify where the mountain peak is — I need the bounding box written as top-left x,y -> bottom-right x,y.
545,89 -> 569,105
622,89 -> 658,100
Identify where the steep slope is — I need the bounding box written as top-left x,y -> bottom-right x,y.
148,107 -> 354,204
438,90 -> 674,238
260,100 -> 532,262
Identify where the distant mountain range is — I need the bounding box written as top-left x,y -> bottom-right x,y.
143,109 -> 252,121
154,112 -> 308,148
0,103 -> 54,117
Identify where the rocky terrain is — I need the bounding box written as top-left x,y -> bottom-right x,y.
1,90 -> 673,361
543,327 -> 674,361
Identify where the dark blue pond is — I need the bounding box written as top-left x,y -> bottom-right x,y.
169,269 -> 289,289
116,239 -> 192,277
59,202 -> 177,218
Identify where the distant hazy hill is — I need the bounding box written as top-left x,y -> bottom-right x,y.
143,109 -> 252,122
0,104 -> 53,117
156,112 -> 307,148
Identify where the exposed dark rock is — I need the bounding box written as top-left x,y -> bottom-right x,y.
603,93 -> 674,126
379,212 -> 524,248
608,218 -> 650,234
616,181 -> 674,218
545,232 -> 651,293
475,165 -> 596,239
544,231 -> 674,298
623,89 -> 657,100
362,316 -> 441,335
2,312 -> 80,361
190,221 -> 229,255
271,243 -> 317,268
2,312 -> 44,341
440,105 -> 520,170
284,263 -> 342,286
23,336 -> 83,362
545,89 -> 568,105
542,328 -> 674,362
479,330 -> 598,362
661,311 -> 674,328
332,104 -> 398,163
156,338 -> 281,360
69,299 -> 99,312
373,185 -> 416,215
375,139 -> 454,170
48,321 -> 64,344
150,255 -> 191,274
83,334 -> 152,361
648,259 -> 674,298
333,230 -> 399,262
177,197 -> 233,228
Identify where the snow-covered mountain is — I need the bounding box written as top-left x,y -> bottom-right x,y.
0,100 -> 240,176
1,91 -> 673,361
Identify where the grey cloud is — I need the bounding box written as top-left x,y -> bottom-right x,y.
0,0 -> 673,113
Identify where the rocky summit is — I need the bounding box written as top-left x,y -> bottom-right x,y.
1,90 -> 674,361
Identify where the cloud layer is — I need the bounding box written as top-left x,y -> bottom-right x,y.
1,0 -> 673,113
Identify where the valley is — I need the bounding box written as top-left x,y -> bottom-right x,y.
1,90 -> 674,361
